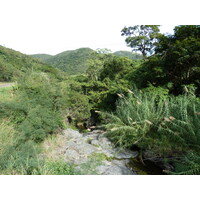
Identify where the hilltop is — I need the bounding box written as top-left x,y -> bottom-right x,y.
0,45 -> 62,81
31,54 -> 53,61
31,48 -> 142,75
32,48 -> 94,75
113,51 -> 143,60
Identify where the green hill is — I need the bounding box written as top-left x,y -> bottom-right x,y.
31,54 -> 53,61
43,48 -> 94,75
114,51 -> 143,60
30,48 -> 142,75
0,45 -> 62,81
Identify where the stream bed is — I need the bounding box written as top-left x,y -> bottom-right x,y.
55,129 -> 166,175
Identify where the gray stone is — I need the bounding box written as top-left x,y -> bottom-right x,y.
63,129 -> 82,140
76,143 -> 97,155
91,140 -> 99,146
114,150 -> 139,159
98,137 -> 113,149
64,149 -> 80,163
55,128 -> 138,175
97,160 -> 136,175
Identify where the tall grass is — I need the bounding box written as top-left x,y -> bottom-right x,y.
0,87 -> 14,102
102,89 -> 200,174
0,124 -> 78,175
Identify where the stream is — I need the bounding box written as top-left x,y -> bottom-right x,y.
55,128 -> 166,175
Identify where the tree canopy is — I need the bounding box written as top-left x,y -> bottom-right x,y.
121,25 -> 160,58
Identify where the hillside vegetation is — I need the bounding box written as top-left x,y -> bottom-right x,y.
113,51 -> 143,60
31,54 -> 53,61
40,48 -> 94,75
31,48 -> 142,75
0,45 -> 63,81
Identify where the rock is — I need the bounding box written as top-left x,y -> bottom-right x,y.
114,149 -> 139,159
100,148 -> 116,157
77,143 -> 97,155
98,136 -> 113,149
64,149 -> 81,163
91,140 -> 99,146
54,128 -> 138,175
63,129 -> 82,140
84,133 -> 98,141
97,160 -> 136,175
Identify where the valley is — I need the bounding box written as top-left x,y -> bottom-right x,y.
0,25 -> 200,175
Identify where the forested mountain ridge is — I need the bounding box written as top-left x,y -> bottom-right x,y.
113,51 -> 143,59
41,48 -> 94,75
0,45 -> 63,81
31,48 -> 142,75
31,54 -> 53,61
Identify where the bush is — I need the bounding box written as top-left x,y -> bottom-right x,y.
103,88 -> 200,174
17,106 -> 62,142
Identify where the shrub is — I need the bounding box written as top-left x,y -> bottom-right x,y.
17,106 -> 62,142
103,88 -> 200,174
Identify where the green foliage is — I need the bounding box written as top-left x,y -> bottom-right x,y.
0,86 -> 14,101
85,51 -> 111,81
65,90 -> 92,121
128,25 -> 200,96
114,51 -> 143,60
44,160 -> 78,175
0,72 -> 67,143
0,120 -> 16,155
100,56 -> 134,81
150,25 -> 200,95
130,56 -> 166,89
31,54 -> 53,61
121,25 -> 161,58
43,48 -> 94,75
0,140 -> 41,175
0,120 -> 36,175
18,106 -> 61,142
171,152 -> 200,175
0,45 -> 63,81
67,55 -> 138,111
85,56 -> 138,110
103,88 -> 200,174
103,88 -> 168,148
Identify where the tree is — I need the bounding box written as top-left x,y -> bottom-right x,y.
121,25 -> 160,59
86,50 -> 113,81
100,56 -> 133,81
95,48 -> 112,54
155,25 -> 200,94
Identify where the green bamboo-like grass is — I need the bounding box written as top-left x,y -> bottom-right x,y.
102,89 -> 200,174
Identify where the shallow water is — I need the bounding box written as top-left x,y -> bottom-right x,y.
127,158 -> 166,175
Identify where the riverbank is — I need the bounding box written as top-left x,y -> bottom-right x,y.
43,128 -> 139,175
42,128 -> 168,175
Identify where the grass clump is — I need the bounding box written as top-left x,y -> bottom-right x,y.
103,88 -> 200,174
43,160 -> 78,175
